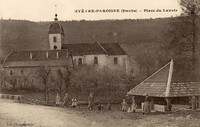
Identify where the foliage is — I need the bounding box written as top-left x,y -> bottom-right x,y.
164,0 -> 200,81
70,66 -> 136,97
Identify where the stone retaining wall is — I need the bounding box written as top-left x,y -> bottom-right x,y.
0,94 -> 23,101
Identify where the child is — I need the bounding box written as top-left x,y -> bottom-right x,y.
98,103 -> 103,111
55,93 -> 61,106
72,97 -> 78,108
107,102 -> 111,111
121,99 -> 128,112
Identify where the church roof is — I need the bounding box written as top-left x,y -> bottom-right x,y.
62,42 -> 127,56
48,22 -> 64,35
3,50 -> 73,68
127,60 -> 200,97
100,43 -> 127,55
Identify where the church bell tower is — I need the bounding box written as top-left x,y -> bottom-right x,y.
48,14 -> 64,50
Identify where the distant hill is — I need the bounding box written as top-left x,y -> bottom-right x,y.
0,18 -> 174,76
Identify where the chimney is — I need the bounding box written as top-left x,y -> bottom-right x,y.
56,51 -> 59,59
30,52 -> 33,59
46,51 -> 49,58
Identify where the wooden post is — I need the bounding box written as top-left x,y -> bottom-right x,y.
165,59 -> 174,97
150,98 -> 154,110
165,98 -> 172,111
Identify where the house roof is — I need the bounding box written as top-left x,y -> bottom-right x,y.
48,22 -> 64,35
3,50 -> 73,68
127,59 -> 200,97
62,42 -> 127,56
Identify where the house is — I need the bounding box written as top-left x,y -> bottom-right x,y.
2,50 -> 73,88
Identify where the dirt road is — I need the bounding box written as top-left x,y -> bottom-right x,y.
0,100 -> 200,127
0,100 -> 104,127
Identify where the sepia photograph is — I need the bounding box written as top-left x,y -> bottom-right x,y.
0,0 -> 200,127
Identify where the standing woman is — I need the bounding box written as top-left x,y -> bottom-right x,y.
88,92 -> 94,110
131,96 -> 137,112
121,99 -> 128,112
143,94 -> 150,114
63,92 -> 71,107
55,93 -> 61,107
191,96 -> 197,110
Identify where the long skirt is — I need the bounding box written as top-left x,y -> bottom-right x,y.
143,102 -> 150,114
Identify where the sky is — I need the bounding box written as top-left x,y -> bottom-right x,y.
0,0 -> 181,21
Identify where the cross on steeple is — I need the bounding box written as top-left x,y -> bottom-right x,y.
54,5 -> 58,21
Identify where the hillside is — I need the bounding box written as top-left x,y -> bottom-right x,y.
0,18 -> 173,76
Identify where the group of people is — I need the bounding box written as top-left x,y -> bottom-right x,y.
121,94 -> 151,114
55,92 -> 112,111
121,96 -> 137,113
87,92 -> 112,111
55,92 -> 152,114
55,93 -> 78,108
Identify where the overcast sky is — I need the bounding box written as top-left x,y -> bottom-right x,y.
0,0 -> 181,21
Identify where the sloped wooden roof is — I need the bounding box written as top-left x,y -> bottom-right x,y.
127,59 -> 200,97
100,43 -> 127,55
62,42 -> 127,56
3,50 -> 73,68
62,43 -> 106,56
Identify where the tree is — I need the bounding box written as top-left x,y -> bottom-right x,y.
18,70 -> 30,90
63,66 -> 72,93
53,69 -> 66,99
166,0 -> 200,81
8,70 -> 17,90
38,66 -> 52,101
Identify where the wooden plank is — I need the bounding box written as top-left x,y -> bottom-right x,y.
154,104 -> 166,112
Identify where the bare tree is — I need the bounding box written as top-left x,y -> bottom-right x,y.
19,70 -> 30,90
38,66 -> 51,101
63,66 -> 72,93
8,70 -> 17,90
53,69 -> 65,99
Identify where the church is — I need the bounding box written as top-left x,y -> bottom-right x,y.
2,14 -> 133,79
48,14 -> 130,73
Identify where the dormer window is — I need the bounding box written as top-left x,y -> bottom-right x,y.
53,37 -> 57,42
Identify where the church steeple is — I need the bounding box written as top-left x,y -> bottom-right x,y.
48,10 -> 64,50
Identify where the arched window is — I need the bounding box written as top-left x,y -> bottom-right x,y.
54,45 -> 57,50
78,58 -> 82,65
94,57 -> 98,65
53,37 -> 57,42
114,57 -> 118,65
